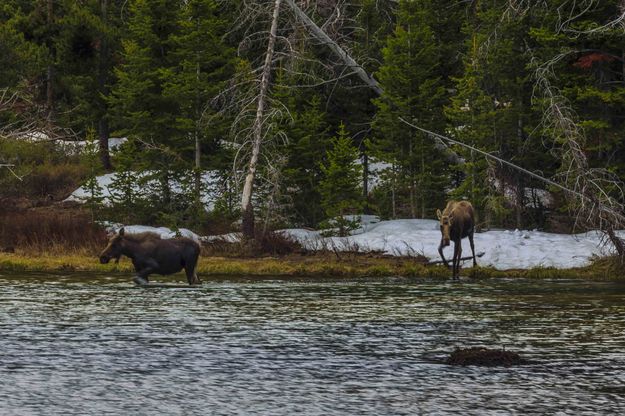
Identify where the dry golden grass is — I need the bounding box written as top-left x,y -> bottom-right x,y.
0,251 -> 621,280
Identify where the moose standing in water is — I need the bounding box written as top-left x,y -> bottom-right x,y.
437,200 -> 477,279
99,228 -> 201,285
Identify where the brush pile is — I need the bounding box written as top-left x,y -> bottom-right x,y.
447,347 -> 527,367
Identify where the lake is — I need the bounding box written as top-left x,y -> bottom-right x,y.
1,272 -> 624,415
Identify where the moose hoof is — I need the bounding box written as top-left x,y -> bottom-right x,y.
133,276 -> 149,286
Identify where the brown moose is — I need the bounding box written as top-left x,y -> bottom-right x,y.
99,228 -> 201,286
436,200 -> 477,279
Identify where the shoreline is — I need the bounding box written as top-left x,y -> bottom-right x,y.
0,253 -> 620,280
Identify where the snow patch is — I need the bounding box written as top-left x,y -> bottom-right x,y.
277,219 -> 614,270
105,224 -> 201,242
65,171 -> 221,211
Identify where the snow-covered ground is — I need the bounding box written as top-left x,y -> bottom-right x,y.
282,218 -> 614,270
109,217 -> 617,270
65,171 -> 221,211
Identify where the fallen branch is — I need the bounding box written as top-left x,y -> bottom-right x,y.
0,163 -> 23,181
428,251 -> 485,265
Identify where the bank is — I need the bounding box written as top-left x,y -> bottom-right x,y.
0,252 -> 621,280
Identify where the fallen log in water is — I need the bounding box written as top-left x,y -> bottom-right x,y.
446,347 -> 527,367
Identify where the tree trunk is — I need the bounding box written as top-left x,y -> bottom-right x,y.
194,39 -> 202,209
515,117 -> 524,229
46,0 -> 54,121
241,0 -> 282,240
98,118 -> 112,170
98,0 -> 112,170
362,151 -> 370,214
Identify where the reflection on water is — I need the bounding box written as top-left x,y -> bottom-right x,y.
0,272 -> 624,415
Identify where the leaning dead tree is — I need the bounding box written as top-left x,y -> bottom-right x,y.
238,0 -> 284,240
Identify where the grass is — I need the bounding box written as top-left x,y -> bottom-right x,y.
0,251 -> 622,280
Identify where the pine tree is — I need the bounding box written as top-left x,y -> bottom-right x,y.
319,123 -> 363,235
373,0 -> 448,219
162,0 -> 235,217
273,68 -> 332,227
0,4 -> 44,91
162,0 -> 235,165
81,128 -> 105,220
108,0 -> 188,217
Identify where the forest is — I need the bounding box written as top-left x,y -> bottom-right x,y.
1,0 -> 625,248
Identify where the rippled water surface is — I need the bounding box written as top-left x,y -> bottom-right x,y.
1,272 -> 625,415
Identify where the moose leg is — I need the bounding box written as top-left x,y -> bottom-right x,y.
453,241 -> 462,279
184,262 -> 200,285
469,232 -> 477,267
183,247 -> 201,285
438,241 -> 450,268
133,260 -> 158,286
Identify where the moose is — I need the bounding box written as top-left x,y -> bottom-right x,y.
436,200 -> 477,279
99,228 -> 201,286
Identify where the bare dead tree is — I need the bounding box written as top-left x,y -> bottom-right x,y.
0,87 -> 77,143
505,0 -> 625,34
533,54 -> 625,255
239,0 -> 284,240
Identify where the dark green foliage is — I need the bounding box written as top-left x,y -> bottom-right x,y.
319,123 -> 363,235
1,0 -> 625,234
372,0 -> 449,219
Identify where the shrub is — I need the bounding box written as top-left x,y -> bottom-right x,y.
0,209 -> 108,254
24,163 -> 88,199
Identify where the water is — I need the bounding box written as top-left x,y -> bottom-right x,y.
1,272 -> 624,415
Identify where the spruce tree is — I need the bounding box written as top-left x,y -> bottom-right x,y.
373,0 -> 448,219
319,123 -> 363,235
108,0 -> 189,217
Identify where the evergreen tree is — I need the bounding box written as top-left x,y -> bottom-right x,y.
0,4 -> 44,91
373,0 -> 448,219
445,55 -> 502,226
162,0 -> 235,164
108,0 -> 188,216
274,68 -> 332,227
319,123 -> 363,235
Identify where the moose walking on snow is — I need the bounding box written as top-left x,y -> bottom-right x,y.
437,200 -> 478,279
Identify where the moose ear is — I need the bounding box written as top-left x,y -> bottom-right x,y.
118,227 -> 125,236
436,209 -> 442,220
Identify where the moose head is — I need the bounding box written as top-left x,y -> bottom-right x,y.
99,227 -> 125,264
436,209 -> 453,247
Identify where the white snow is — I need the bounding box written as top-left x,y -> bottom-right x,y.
65,171 -> 221,211
72,137 -> 128,152
105,224 -> 201,242
278,219 -> 616,270
279,217 -> 619,269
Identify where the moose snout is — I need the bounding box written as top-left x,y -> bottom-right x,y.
99,255 -> 110,264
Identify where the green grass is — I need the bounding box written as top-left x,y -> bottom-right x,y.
0,252 -> 622,280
